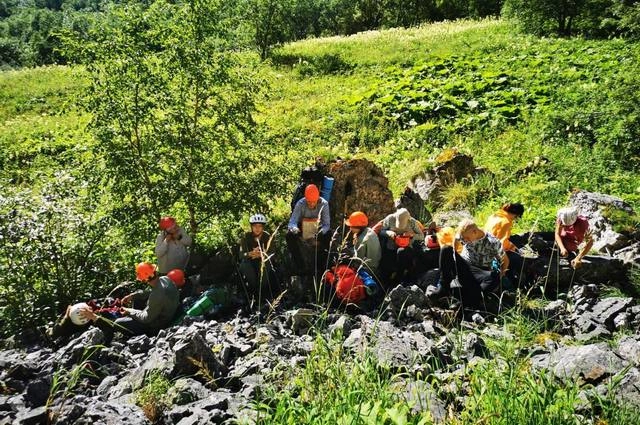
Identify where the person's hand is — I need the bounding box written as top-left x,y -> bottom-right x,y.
121,293 -> 134,306
560,248 -> 568,257
79,307 -> 98,322
571,258 -> 583,269
386,230 -> 396,239
403,231 -> 415,237
248,248 -> 261,260
290,227 -> 300,235
120,307 -> 132,316
64,305 -> 71,319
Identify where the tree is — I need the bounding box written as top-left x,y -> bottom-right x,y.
63,0 -> 286,240
503,0 -> 588,36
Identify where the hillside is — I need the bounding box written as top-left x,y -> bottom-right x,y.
1,18 -> 640,424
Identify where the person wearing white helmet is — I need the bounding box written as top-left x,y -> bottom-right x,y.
238,213 -> 280,302
554,206 -> 593,269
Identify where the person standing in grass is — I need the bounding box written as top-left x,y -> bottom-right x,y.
155,216 -> 192,274
238,213 -> 280,302
555,206 -> 594,269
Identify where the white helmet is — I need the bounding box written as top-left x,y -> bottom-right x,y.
69,302 -> 91,326
249,213 -> 267,225
557,207 -> 579,226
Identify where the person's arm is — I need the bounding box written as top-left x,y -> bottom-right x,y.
155,232 -> 169,258
177,227 -> 192,247
572,231 -> 594,269
371,220 -> 384,235
554,221 -> 568,257
288,201 -> 303,232
320,202 -> 330,234
367,233 -> 382,269
412,220 -> 425,241
127,288 -> 163,324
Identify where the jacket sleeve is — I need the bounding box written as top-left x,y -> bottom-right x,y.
288,201 -> 303,231
367,233 -> 382,268
128,287 -> 163,324
320,202 -> 331,234
177,227 -> 192,247
154,233 -> 168,258
412,220 -> 425,241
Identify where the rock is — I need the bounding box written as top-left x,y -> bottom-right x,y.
326,159 -> 395,227
328,315 -> 351,336
614,242 -> 640,265
128,335 -> 152,354
471,313 -> 485,326
616,336 -> 640,366
166,378 -> 212,406
16,406 -> 47,425
569,190 -> 635,253
607,367 -> 640,408
589,297 -> 634,329
544,300 -> 567,318
24,378 -> 50,407
462,333 -> 489,359
172,330 -> 226,380
396,379 -> 447,423
432,210 -> 474,228
407,152 -> 490,208
96,375 -> 118,398
530,343 -> 627,383
395,187 -> 433,226
388,285 -> 428,312
287,309 -> 316,334
541,256 -> 629,291
54,328 -> 105,368
614,312 -> 631,330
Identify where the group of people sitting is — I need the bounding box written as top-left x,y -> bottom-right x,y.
51,182 -> 594,344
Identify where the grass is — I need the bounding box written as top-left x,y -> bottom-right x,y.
135,371 -> 174,423
255,304 -> 640,425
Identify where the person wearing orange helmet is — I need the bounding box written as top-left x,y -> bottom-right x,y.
79,262 -> 179,343
340,211 -> 381,274
155,216 -> 192,274
286,184 -> 331,274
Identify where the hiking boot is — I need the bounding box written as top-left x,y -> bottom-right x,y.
426,280 -> 450,297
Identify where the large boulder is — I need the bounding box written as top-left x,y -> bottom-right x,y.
407,152 -> 489,208
326,159 -> 395,227
568,190 -> 636,254
530,343 -> 627,383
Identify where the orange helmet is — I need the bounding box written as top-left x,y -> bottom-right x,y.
304,184 -> 320,203
135,262 -> 157,281
159,216 -> 176,231
167,269 -> 186,288
346,211 -> 368,227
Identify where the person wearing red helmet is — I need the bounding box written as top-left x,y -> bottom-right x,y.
286,184 -> 331,275
80,262 -> 179,343
155,216 -> 192,274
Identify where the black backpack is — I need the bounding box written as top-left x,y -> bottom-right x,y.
290,165 -> 326,211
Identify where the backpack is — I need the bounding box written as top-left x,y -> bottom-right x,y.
290,165 -> 328,211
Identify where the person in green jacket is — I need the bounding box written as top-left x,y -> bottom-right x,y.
341,211 -> 381,275
80,262 -> 179,343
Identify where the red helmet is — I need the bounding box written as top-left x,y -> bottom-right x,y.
135,262 -> 157,281
304,184 -> 320,203
159,216 -> 177,231
346,211 -> 368,227
167,269 -> 186,288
